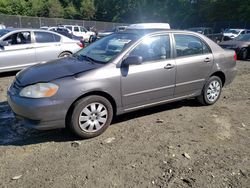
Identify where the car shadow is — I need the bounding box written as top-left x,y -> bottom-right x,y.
0,98 -> 202,146
112,98 -> 201,124
0,71 -> 18,78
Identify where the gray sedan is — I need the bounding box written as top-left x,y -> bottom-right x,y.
0,28 -> 82,73
7,28 -> 237,138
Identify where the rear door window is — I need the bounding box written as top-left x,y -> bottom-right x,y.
174,34 -> 211,57
74,26 -> 80,32
34,32 -> 60,43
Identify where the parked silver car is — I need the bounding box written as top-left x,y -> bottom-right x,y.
7,25 -> 237,138
0,28 -> 82,73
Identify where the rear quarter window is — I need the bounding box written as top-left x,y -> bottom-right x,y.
54,34 -> 61,42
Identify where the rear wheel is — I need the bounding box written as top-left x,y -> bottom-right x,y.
197,76 -> 222,105
59,52 -> 72,58
89,35 -> 94,43
69,95 -> 113,138
239,48 -> 248,60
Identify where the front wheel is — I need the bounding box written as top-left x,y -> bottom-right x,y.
69,95 -> 113,138
197,76 -> 222,105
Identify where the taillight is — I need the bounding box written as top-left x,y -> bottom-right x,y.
77,41 -> 85,48
234,52 -> 237,61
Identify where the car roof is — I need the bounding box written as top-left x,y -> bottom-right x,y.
127,23 -> 170,30
2,28 -> 59,32
0,28 -> 73,39
121,29 -> 197,37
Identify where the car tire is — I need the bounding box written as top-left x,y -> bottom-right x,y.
197,76 -> 222,105
239,48 -> 248,60
89,35 -> 96,43
69,95 -> 113,139
59,52 -> 72,58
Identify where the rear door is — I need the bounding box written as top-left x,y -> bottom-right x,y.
33,31 -> 62,62
121,34 -> 176,111
173,34 -> 214,97
0,31 -> 36,71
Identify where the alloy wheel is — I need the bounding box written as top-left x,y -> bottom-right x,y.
78,102 -> 108,133
206,80 -> 221,102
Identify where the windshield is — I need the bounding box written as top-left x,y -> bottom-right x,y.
0,29 -> 10,37
224,29 -> 240,34
235,34 -> 250,41
74,33 -> 138,64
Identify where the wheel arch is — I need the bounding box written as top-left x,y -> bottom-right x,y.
210,71 -> 226,87
58,51 -> 73,58
65,91 -> 117,126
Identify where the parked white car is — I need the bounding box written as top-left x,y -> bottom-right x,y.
223,29 -> 250,39
62,25 -> 95,42
0,28 -> 82,73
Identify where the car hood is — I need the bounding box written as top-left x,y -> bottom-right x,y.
219,40 -> 249,47
16,57 -> 101,87
98,32 -> 113,37
223,33 -> 238,38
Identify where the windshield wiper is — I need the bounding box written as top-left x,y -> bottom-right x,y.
74,54 -> 96,64
74,54 -> 106,64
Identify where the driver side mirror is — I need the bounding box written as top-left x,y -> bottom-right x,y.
123,55 -> 143,66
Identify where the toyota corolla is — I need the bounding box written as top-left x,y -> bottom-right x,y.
7,24 -> 237,138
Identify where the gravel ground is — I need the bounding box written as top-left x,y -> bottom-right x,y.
0,61 -> 249,188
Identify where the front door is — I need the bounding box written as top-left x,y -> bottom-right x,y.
121,34 -> 176,111
0,31 -> 36,72
173,34 -> 214,97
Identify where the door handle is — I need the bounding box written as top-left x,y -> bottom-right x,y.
164,64 -> 175,69
204,57 -> 211,63
26,47 -> 33,49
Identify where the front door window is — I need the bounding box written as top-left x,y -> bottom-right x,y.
3,31 -> 31,46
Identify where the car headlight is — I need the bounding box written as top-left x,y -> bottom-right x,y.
20,83 -> 59,98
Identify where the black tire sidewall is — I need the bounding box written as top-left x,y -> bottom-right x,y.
59,52 -> 72,58
89,35 -> 93,43
70,95 -> 113,138
203,76 -> 222,105
240,48 -> 248,60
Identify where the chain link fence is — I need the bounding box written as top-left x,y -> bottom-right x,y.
1,14 -> 249,33
178,21 -> 250,33
0,14 -> 127,31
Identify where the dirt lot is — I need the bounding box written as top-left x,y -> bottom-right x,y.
0,61 -> 249,188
